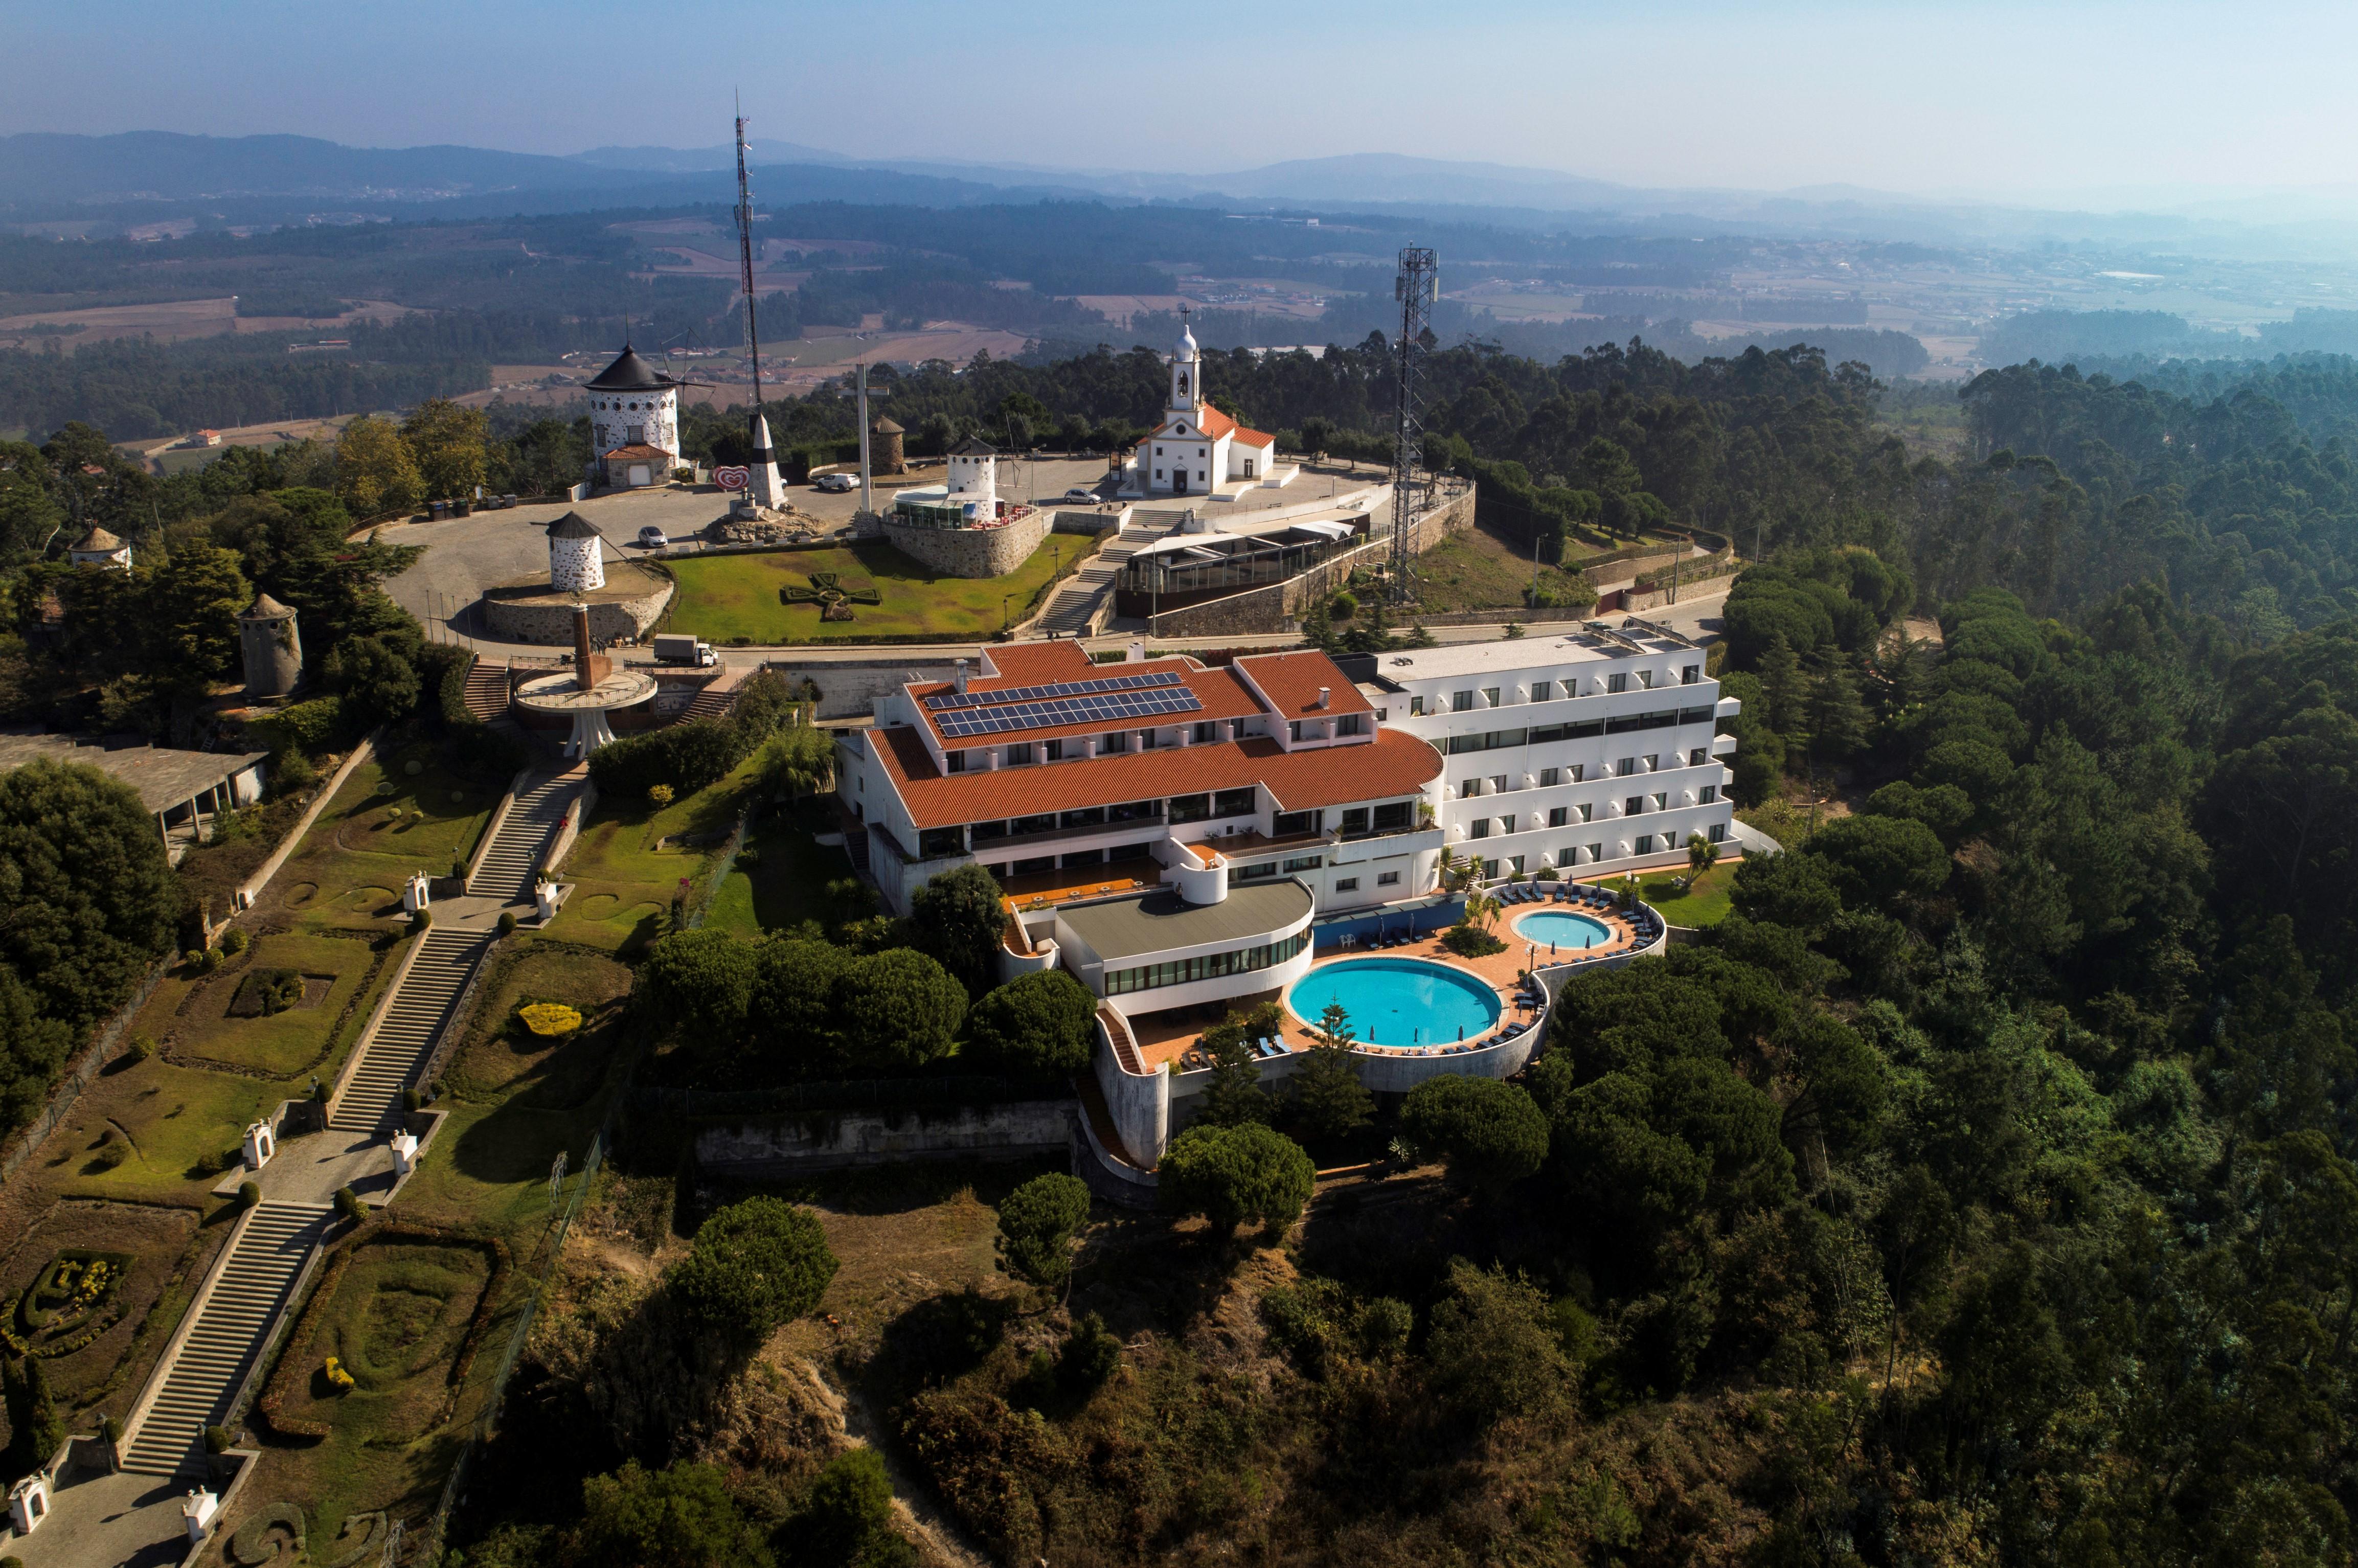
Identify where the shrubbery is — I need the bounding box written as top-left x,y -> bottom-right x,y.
587,671 -> 801,801
666,1196 -> 837,1352
1399,1075 -> 1550,1189
961,970 -> 1095,1075
1159,1122 -> 1314,1235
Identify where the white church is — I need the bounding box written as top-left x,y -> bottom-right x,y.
1119,319 -> 1293,499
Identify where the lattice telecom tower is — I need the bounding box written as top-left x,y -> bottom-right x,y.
1389,246 -> 1438,602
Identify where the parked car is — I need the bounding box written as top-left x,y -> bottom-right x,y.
1062,486 -> 1101,503
813,472 -> 857,493
637,526 -> 667,549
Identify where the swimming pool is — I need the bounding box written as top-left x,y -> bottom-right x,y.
1515,908 -> 1615,951
1286,958 -> 1503,1048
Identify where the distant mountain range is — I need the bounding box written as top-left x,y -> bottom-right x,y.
13,130 -> 2358,261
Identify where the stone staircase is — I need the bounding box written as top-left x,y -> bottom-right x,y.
681,665 -> 750,722
329,929 -> 490,1135
120,1201 -> 333,1476
468,768 -> 580,904
1030,517 -> 1180,636
461,655 -> 511,722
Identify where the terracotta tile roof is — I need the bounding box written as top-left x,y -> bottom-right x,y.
1234,650 -> 1377,719
602,443 -> 673,463
908,655 -> 1266,749
869,725 -> 1441,830
1198,405 -> 1276,448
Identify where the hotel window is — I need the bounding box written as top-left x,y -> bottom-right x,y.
1509,855 -> 1526,875
1282,855 -> 1323,872
1682,664 -> 1702,685
1531,679 -> 1554,701
918,826 -> 964,857
1607,672 -> 1629,694
1011,854 -> 1054,875
1272,809 -> 1321,837
1578,803 -> 1594,823
1140,729 -> 1159,748
1459,778 -> 1481,800
1288,721 -> 1303,741
1099,731 -> 1127,754
1700,784 -> 1719,804
1051,739 -> 1073,761
1570,763 -> 1586,783
1409,694 -> 1426,716
1489,775 -> 1509,796
1482,688 -> 1501,708
1469,819 -> 1490,839
1639,669 -> 1656,689
1636,834 -> 1656,855
1006,742 -> 1035,765
1371,801 -> 1411,831
1497,814 -> 1515,835
1539,767 -> 1560,787
1333,876 -> 1357,892
1213,787 -> 1257,817
1101,929 -> 1311,995
1452,690 -> 1475,712
1708,823 -> 1727,843
1169,792 -> 1210,823
1341,807 -> 1370,834
1644,754 -> 1660,772
1483,859 -> 1500,878
1377,870 -> 1402,886
1616,757 -> 1637,777
1689,747 -> 1708,766
1062,848 -> 1103,869
1548,806 -> 1569,828
970,819 -> 1010,843
945,750 -> 966,773
1588,842 -> 1604,862
1625,796 -> 1645,815
1236,860 -> 1278,880
1193,721 -> 1218,743
1336,714 -> 1364,736
1651,793 -> 1668,812
1012,812 -> 1055,836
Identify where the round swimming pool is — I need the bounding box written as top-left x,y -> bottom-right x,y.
1286,958 -> 1503,1048
1515,908 -> 1615,951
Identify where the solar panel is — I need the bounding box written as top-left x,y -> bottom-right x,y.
933,686 -> 1203,738
924,669 -> 1184,711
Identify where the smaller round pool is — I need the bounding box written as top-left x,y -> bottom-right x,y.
1287,958 -> 1502,1048
1516,908 -> 1615,951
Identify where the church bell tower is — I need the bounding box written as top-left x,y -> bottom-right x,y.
1169,309 -> 1200,417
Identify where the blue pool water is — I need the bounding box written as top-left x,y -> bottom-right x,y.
1286,958 -> 1503,1047
1516,910 -> 1614,950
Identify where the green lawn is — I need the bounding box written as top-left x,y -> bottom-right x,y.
700,814 -> 854,936
161,928 -> 403,1078
664,538 -> 1071,643
1634,858 -> 1740,927
263,742 -> 497,930
1408,523 -> 1596,616
545,756 -> 758,953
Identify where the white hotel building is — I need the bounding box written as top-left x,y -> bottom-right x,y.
1364,618 -> 1739,881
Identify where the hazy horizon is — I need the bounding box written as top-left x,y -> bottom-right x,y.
11,0 -> 2356,216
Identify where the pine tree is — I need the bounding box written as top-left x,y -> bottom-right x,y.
1757,634 -> 1811,742
1805,656 -> 1873,766
1293,1004 -> 1374,1143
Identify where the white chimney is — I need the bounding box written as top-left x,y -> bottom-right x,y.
1316,686 -> 1330,709
953,660 -> 969,694
1126,640 -> 1146,663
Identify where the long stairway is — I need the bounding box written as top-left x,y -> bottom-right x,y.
1031,517 -> 1178,636
329,929 -> 490,1134
468,768 -> 580,903
121,1202 -> 333,1476
461,655 -> 511,722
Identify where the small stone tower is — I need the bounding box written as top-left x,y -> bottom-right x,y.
238,593 -> 302,700
547,512 -> 605,595
872,415 -> 906,475
67,526 -> 131,571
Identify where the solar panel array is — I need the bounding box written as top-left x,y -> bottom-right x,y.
923,669 -> 1185,712
933,685 -> 1204,739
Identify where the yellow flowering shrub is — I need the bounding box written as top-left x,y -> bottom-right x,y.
517,1003 -> 583,1038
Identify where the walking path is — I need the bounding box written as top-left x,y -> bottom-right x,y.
1028,515 -> 1183,637
18,760 -> 593,1557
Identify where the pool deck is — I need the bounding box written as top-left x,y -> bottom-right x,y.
1125,887 -> 1648,1070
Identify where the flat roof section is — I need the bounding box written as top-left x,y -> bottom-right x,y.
1061,879 -> 1314,963
1377,623 -> 1704,679
0,732 -> 267,814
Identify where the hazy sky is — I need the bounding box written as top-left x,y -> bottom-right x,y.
7,0 -> 2351,203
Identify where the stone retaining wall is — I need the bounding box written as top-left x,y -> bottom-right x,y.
482,583 -> 671,645
1142,484 -> 1477,638
694,1101 -> 1079,1174
881,504 -> 1052,578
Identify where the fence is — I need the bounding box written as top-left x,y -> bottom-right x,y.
424,1128 -> 605,1559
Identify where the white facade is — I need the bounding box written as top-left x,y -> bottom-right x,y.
550,532 -> 604,594
944,444 -> 999,515
1376,625 -> 1740,881
587,384 -> 679,467
1126,322 -> 1278,497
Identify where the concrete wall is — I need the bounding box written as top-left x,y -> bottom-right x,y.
694,1101 -> 1078,1174
1094,1014 -> 1169,1167
1142,484 -> 1478,638
483,584 -> 670,645
881,504 -> 1051,579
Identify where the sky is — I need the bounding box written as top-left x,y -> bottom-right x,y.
6,0 -> 2354,207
